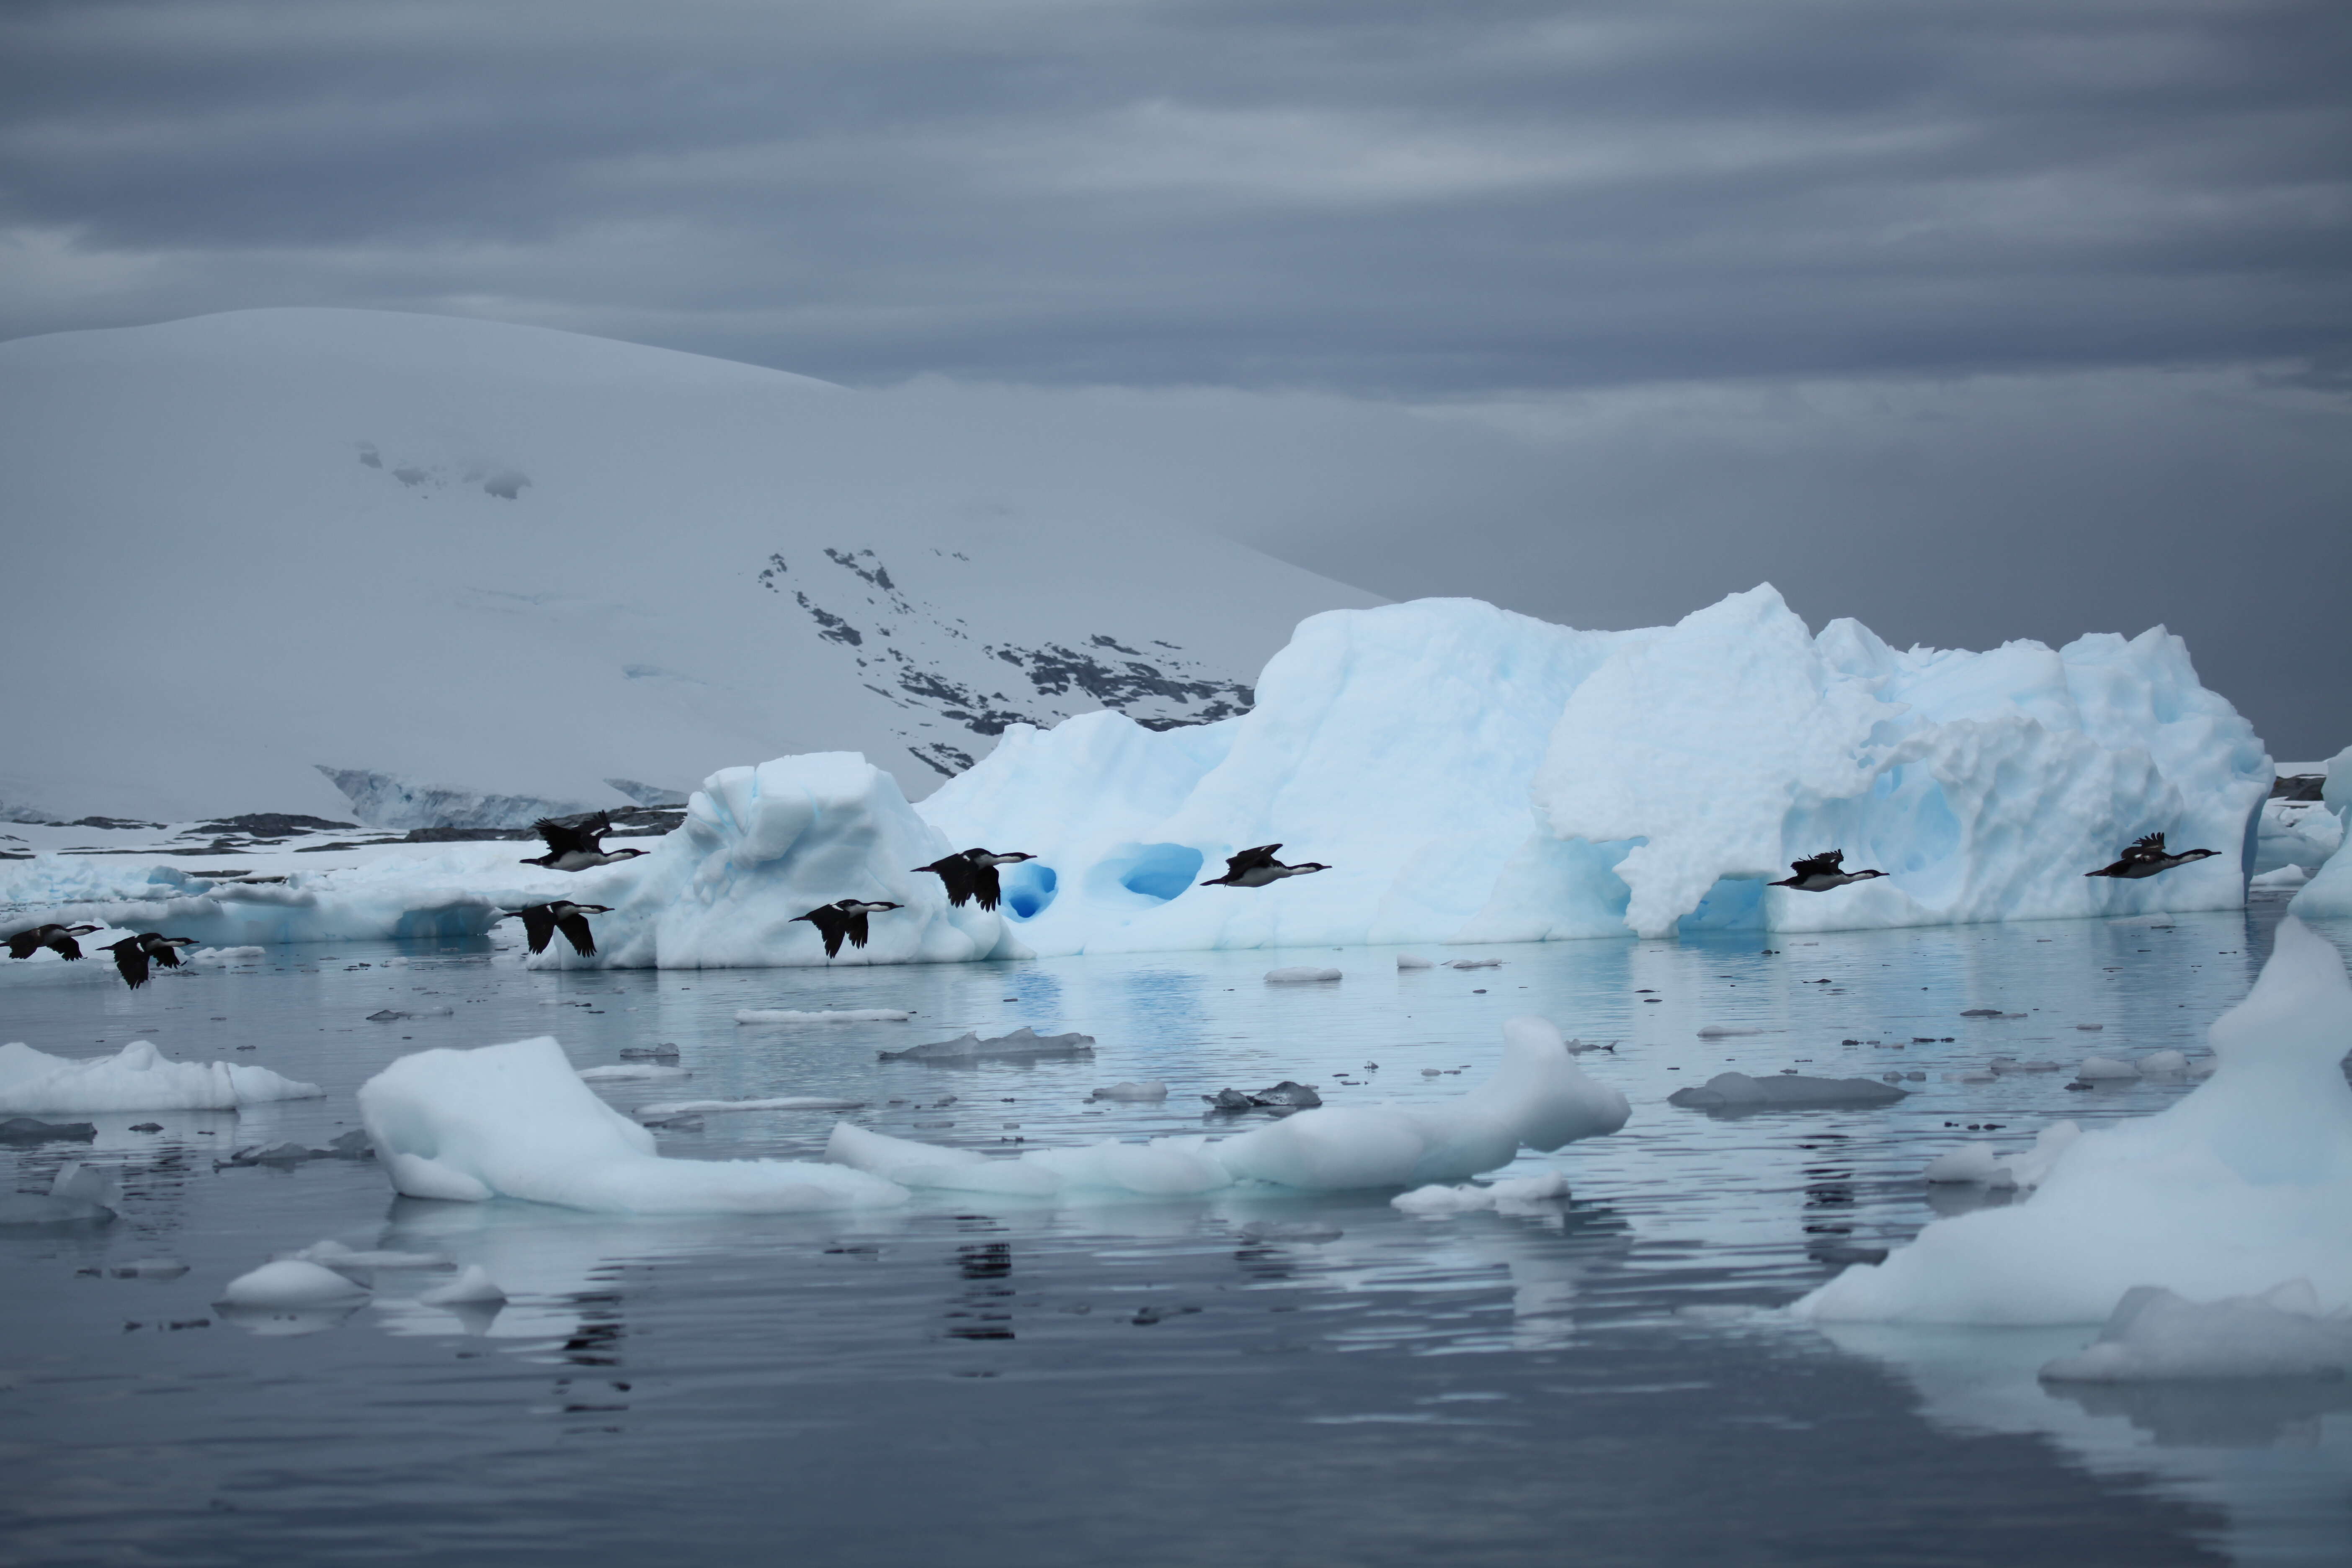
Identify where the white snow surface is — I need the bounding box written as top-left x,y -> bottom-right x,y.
825,1016 -> 1628,1198
921,586 -> 2269,952
2288,744 -> 2352,917
539,754 -> 1007,969
0,1040 -> 322,1114
218,1260 -> 371,1308
0,307 -> 1372,823
356,1035 -> 909,1213
1796,918 -> 2352,1325
2039,1280 -> 2352,1382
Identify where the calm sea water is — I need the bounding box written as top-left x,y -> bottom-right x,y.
3,895 -> 2345,1567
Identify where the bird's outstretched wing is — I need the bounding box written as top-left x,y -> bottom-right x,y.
919,856 -> 982,907
1225,844 -> 1283,876
112,945 -> 150,990
533,813 -> 610,857
2123,832 -> 2168,861
794,907 -> 846,957
52,934 -> 85,960
555,910 -> 598,957
1787,850 -> 1844,879
5,928 -> 38,959
845,910 -> 872,949
518,905 -> 557,954
972,863 -> 1004,912
151,941 -> 183,970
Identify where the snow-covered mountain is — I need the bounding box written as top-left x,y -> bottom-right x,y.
0,309 -> 1379,824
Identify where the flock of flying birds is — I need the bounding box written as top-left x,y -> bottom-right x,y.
5,817 -> 2220,984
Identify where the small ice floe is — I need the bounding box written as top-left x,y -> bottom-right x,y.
619,1044 -> 679,1063
367,1007 -> 454,1021
1239,1220 -> 1344,1243
737,1008 -> 913,1025
1203,1081 -> 1323,1113
1696,1026 -> 1763,1038
0,1161 -> 118,1228
2138,1049 -> 2190,1075
2249,865 -> 2311,891
417,1264 -> 506,1307
219,1259 -> 371,1308
1392,1169 -> 1571,1216
2076,1024 -> 2105,1032
0,1115 -> 95,1145
1989,1056 -> 2063,1074
2073,1055 -> 2141,1081
878,1027 -> 1094,1063
2039,1280 -> 2352,1382
1444,959 -> 1502,970
112,1258 -> 188,1279
1561,1039 -> 1616,1055
1924,1122 -> 2081,1189
1960,1008 -> 2005,1018
185,946 -> 266,967
1396,954 -> 1434,970
0,1040 -> 321,1114
1668,1072 -> 1906,1112
1088,1081 -> 1169,1102
632,1096 -> 867,1119
577,1063 -> 690,1082
1265,967 -> 1341,984
224,1130 -> 374,1167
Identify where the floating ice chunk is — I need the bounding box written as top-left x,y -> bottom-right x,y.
2250,866 -> 2310,890
112,1259 -> 188,1279
1924,1122 -> 2082,1189
1265,967 -> 1341,984
878,1026 -> 1095,1063
2073,1055 -> 2141,1081
0,1161 -> 121,1227
828,1122 -> 1230,1198
2138,1049 -> 2189,1075
357,1036 -> 910,1214
2075,1024 -> 2105,1032
1666,1071 -> 1905,1111
619,1044 -> 679,1062
1443,959 -> 1503,970
0,1040 -> 321,1113
1392,1169 -> 1571,1215
417,1265 -> 507,1307
1203,1081 -> 1322,1113
227,1140 -> 318,1167
368,1007 -> 453,1021
1796,917 -> 2352,1325
736,1008 -> 912,1024
185,945 -> 266,966
576,1063 -> 690,1082
1088,1081 -> 1169,1101
2038,1281 -> 2352,1382
0,1115 -> 95,1144
632,1096 -> 866,1118
1396,954 -> 1434,970
219,1259 -> 371,1308
1697,1026 -> 1764,1038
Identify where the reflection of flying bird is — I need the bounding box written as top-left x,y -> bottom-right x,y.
1770,850 -> 1886,892
1201,844 -> 1329,889
2086,832 -> 2218,880
793,899 -> 901,958
498,901 -> 612,957
520,812 -> 649,872
98,932 -> 196,989
913,848 -> 1037,911
6,923 -> 101,960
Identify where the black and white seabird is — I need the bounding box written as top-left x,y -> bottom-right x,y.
497,901 -> 612,957
98,932 -> 197,990
2086,832 -> 2219,880
792,899 -> 902,958
1200,844 -> 1330,889
520,812 -> 650,872
1771,850 -> 1887,892
5,923 -> 101,961
913,848 -> 1037,911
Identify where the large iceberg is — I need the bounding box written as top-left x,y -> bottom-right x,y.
1794,918 -> 2352,1325
919,587 -> 2268,952
2288,745 -> 2352,918
544,753 -> 1007,968
356,1035 -> 909,1213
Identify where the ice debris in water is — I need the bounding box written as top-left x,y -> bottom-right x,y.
225,1130 -> 373,1166
2074,1055 -> 2141,1081
828,1016 -> 1628,1199
618,1044 -> 679,1062
2038,1280 -> 2352,1382
367,1007 -> 454,1021
737,1008 -> 912,1024
417,1265 -> 507,1308
1443,959 -> 1502,970
0,1116 -> 95,1145
2139,1049 -> 2189,1074
358,1036 -> 907,1214
1392,1169 -> 1571,1215
286,1239 -> 450,1272
1088,1081 -> 1169,1101
1924,1122 -> 2082,1189
0,1040 -> 321,1114
1397,954 -> 1434,970
1797,917 -> 2352,1325
0,1161 -> 119,1227
1203,1081 -> 1323,1113
577,1063 -> 690,1082
1265,967 -> 1341,984
1697,1026 -> 1764,1038
1667,1071 -> 1906,1111
878,1026 -> 1094,1063
185,945 -> 266,966
219,1259 -> 371,1308
632,1096 -> 867,1119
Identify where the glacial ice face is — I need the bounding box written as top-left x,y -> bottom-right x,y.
315,767 -> 602,830
547,752 -> 1007,969
356,1035 -> 908,1213
2288,744 -> 2352,918
921,586 -> 2267,952
1794,918 -> 2352,1325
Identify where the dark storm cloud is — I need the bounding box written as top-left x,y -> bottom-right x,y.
2,0 -> 2346,390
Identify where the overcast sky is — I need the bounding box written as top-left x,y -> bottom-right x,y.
3,0 -> 2347,752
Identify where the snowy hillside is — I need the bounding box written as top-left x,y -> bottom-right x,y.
0,309 -> 1378,824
